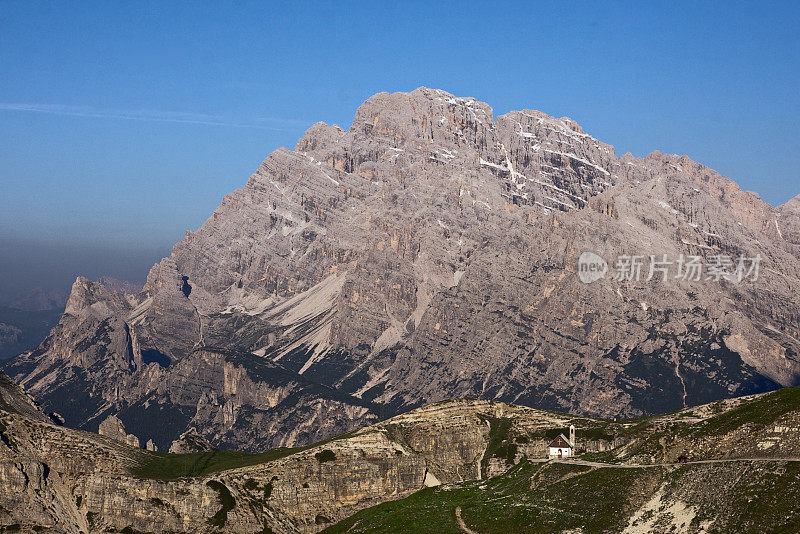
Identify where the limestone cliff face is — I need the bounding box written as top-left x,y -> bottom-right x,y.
97,415 -> 139,448
5,88 -> 800,450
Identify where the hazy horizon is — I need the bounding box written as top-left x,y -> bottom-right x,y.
0,236 -> 168,305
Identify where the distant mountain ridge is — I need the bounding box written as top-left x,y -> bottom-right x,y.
8,287 -> 67,312
5,88 -> 800,451
0,307 -> 63,360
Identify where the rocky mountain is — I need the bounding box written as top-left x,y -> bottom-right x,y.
97,414 -> 142,448
5,88 -> 800,451
0,280 -> 138,360
5,335 -> 379,452
168,427 -> 214,454
3,367 -> 800,533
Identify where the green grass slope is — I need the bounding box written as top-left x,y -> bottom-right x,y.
323,459 -> 800,534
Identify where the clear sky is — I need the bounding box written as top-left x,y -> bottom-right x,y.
1,1 -> 798,301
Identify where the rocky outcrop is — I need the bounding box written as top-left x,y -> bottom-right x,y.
776,193 -> 800,248
97,415 -> 140,448
169,427 -> 213,453
0,371 -> 51,423
0,383 -> 562,532
5,88 -> 800,451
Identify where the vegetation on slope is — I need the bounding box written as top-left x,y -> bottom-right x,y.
129,447 -> 302,480
476,414 -> 514,477
685,385 -> 800,437
129,429 -> 358,480
322,460 -> 651,534
323,458 -> 800,534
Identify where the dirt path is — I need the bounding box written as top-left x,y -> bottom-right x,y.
549,457 -> 800,469
455,506 -> 480,534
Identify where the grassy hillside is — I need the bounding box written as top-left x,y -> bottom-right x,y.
129,428 -> 358,480
322,387 -> 800,533
322,461 -> 647,533
129,447 -> 302,480
323,459 -> 800,534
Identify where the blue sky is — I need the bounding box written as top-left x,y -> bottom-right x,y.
1,1 -> 798,299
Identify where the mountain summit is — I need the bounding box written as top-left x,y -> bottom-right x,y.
5,88 -> 800,450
